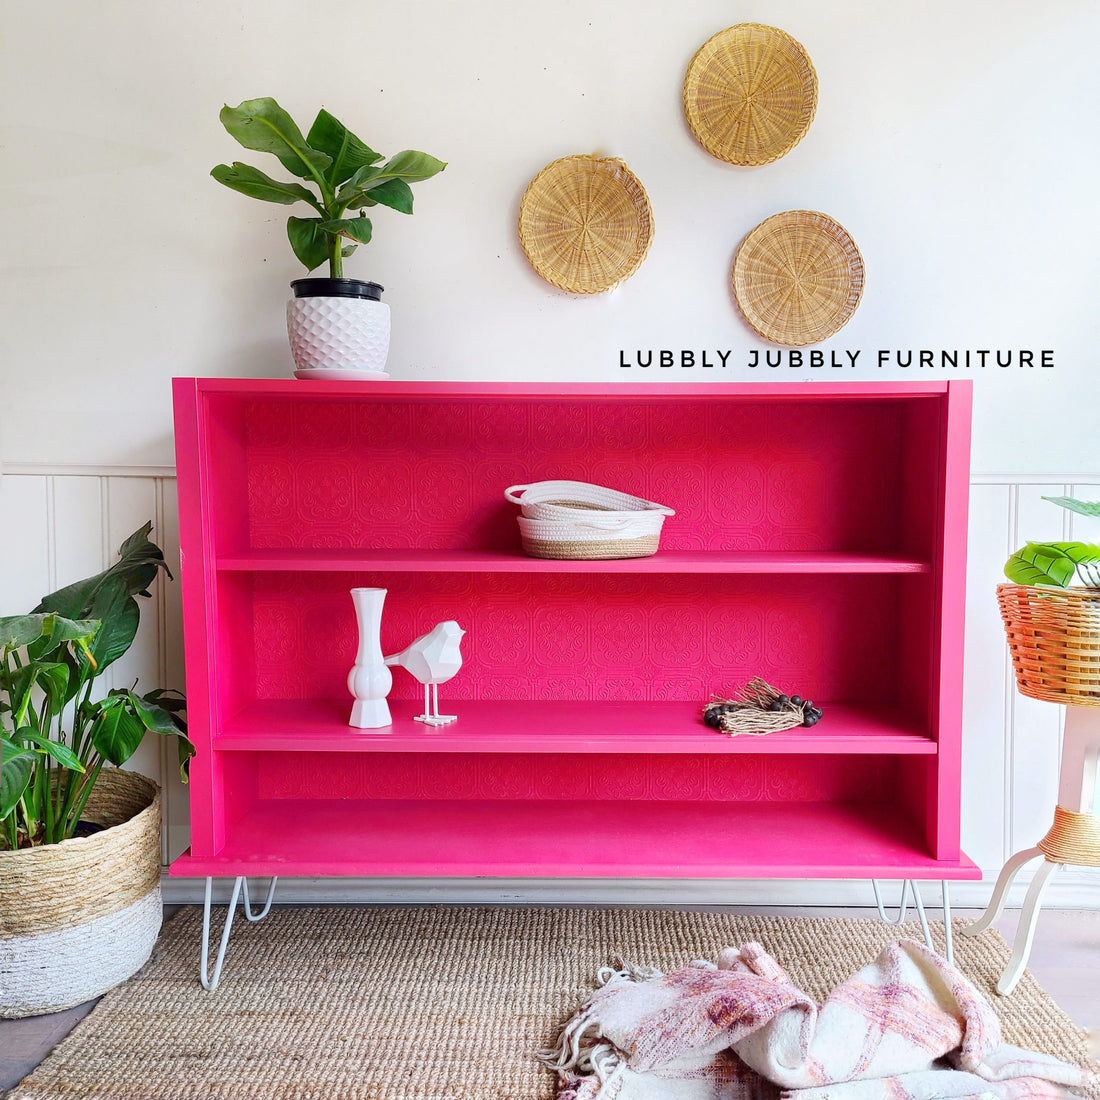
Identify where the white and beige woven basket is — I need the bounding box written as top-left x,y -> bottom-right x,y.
505,480 -> 674,560
0,768 -> 162,1017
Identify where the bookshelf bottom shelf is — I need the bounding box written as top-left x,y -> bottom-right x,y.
170,798 -> 980,881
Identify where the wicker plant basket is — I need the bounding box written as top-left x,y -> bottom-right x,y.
732,210 -> 865,346
998,583 -> 1100,706
683,23 -> 818,166
0,768 -> 162,1017
518,155 -> 654,294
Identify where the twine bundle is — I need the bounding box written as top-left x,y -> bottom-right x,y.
704,677 -> 821,736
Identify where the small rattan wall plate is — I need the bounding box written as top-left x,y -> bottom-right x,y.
732,210 -> 864,346
684,23 -> 818,166
518,155 -> 654,294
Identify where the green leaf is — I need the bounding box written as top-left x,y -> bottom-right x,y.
176,734 -> 196,782
211,162 -> 320,207
219,98 -> 332,183
18,728 -> 83,771
89,700 -> 146,767
1043,496 -> 1100,518
35,522 -> 167,619
305,109 -> 382,188
33,661 -> 69,708
287,216 -> 331,272
1004,541 -> 1100,587
337,151 -> 445,209
127,691 -> 182,735
82,576 -> 139,673
376,149 -> 447,184
0,614 -> 54,649
340,243 -> 358,259
0,737 -> 35,819
363,178 -> 414,215
318,215 -> 373,245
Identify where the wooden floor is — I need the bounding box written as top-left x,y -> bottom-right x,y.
0,907 -> 1096,1092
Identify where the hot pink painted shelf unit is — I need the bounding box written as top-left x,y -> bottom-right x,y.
169,379 -> 978,884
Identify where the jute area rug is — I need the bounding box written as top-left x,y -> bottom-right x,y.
7,906 -> 1097,1100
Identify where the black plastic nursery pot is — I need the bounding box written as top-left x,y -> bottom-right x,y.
291,278 -> 384,301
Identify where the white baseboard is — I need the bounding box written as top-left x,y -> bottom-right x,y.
160,872 -> 1100,910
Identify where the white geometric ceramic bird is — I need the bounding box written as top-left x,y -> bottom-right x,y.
384,620 -> 465,725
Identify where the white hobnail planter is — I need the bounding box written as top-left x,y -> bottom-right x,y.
347,587 -> 393,730
286,295 -> 391,375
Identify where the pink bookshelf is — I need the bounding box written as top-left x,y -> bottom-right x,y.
169,379 -> 978,884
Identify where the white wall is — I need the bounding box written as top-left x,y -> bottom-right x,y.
1,1 -> 1099,905
2,1 -> 1098,471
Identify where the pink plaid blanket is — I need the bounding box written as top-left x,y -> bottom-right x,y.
543,939 -> 1095,1100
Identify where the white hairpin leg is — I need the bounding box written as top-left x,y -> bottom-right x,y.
200,876 -> 279,991
871,880 -> 940,959
241,876 -> 279,921
940,881 -> 954,967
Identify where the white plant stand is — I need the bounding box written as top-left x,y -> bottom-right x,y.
962,705 -> 1100,994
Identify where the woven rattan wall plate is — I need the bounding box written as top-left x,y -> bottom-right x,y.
518,155 -> 654,294
684,23 -> 818,166
732,210 -> 864,346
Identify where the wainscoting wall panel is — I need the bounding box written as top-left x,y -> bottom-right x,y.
2,464 -> 1097,909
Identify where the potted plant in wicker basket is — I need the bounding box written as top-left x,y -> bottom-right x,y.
0,523 -> 192,1017
212,97 -> 446,379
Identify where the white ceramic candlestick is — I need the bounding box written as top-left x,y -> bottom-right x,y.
347,587 -> 393,729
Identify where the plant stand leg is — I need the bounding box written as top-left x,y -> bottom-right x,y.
995,857 -> 1062,995
200,876 -> 243,992
961,845 -> 1044,938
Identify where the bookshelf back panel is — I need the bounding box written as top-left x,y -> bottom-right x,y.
217,571 -> 929,707
224,397 -> 937,555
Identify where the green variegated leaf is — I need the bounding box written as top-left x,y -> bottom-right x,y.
287,216 -> 331,271
306,109 -> 383,187
1004,542 -> 1100,587
211,162 -> 320,207
219,98 -> 332,183
1042,496 -> 1100,518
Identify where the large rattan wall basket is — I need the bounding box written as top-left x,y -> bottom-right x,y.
732,210 -> 864,346
684,23 -> 818,166
518,155 -> 654,294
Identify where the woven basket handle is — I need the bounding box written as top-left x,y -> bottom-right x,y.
504,485 -> 532,505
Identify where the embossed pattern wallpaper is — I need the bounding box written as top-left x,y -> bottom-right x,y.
242,398 -> 919,554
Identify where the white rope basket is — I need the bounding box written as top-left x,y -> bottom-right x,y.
505,480 -> 674,560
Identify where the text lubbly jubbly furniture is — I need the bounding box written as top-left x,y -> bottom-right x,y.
169,379 -> 978,987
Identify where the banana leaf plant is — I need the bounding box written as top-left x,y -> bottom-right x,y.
0,524 -> 193,850
212,97 -> 446,278
1004,496 -> 1100,588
